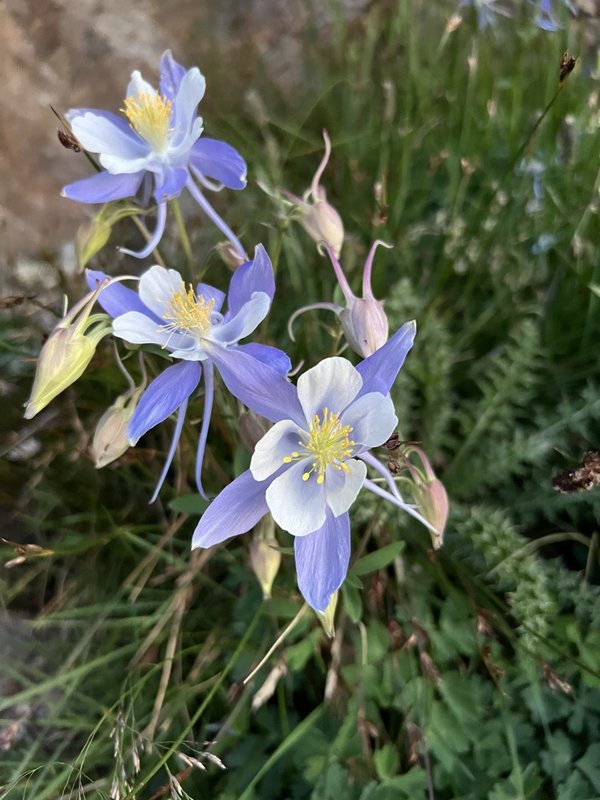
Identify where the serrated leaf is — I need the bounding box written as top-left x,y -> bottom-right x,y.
350,541 -> 405,576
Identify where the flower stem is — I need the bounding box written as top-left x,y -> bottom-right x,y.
170,197 -> 194,277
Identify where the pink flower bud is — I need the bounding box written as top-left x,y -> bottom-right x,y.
339,296 -> 389,358
402,446 -> 448,549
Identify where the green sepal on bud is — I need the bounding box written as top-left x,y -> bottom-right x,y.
91,385 -> 144,468
249,518 -> 281,600
315,591 -> 338,638
24,281 -> 112,419
76,203 -> 143,270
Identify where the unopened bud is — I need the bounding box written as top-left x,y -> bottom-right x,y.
403,446 -> 449,549
24,282 -> 111,419
249,518 -> 281,600
215,241 -> 247,270
339,296 -> 389,357
91,386 -> 144,468
315,591 -> 338,638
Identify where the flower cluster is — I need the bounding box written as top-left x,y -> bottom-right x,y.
26,51 -> 446,614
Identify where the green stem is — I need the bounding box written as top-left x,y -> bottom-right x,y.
171,198 -> 194,276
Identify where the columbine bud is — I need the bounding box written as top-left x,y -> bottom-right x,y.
249,518 -> 281,600
91,386 -> 144,468
284,130 -> 344,258
339,296 -> 389,358
316,591 -> 338,638
24,281 -> 112,419
402,446 -> 449,550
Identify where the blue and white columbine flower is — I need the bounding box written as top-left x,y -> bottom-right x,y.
63,50 -> 247,259
459,0 -> 512,30
192,322 -> 436,611
531,0 -> 577,31
88,244 -> 288,499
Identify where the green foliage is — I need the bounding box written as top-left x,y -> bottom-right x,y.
2,1 -> 600,798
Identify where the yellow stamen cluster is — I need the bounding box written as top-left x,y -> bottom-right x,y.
122,91 -> 172,151
283,407 -> 354,484
161,285 -> 215,338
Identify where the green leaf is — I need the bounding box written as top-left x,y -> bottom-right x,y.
342,580 -> 363,622
373,744 -> 400,781
168,494 -> 210,515
349,541 -> 405,576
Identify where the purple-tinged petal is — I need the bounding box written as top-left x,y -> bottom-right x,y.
342,392 -> 398,449
324,459 -> 366,517
171,67 -> 206,146
86,269 -> 159,321
62,171 -> 144,204
189,138 -> 247,190
297,357 -> 362,422
250,420 -> 305,481
118,201 -> 168,259
237,343 -> 291,376
294,510 -> 350,611
191,469 -> 270,548
194,361 -> 214,499
153,167 -> 188,202
356,320 -> 416,397
202,341 -> 304,425
210,292 -> 270,346
227,244 -> 275,317
266,460 -> 327,536
159,50 -> 187,99
129,360 -> 201,443
197,284 -> 225,312
70,112 -> 149,161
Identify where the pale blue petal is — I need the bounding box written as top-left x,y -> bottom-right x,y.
171,67 -> 206,147
297,357 -> 362,422
153,166 -> 188,201
70,112 -> 148,160
191,469 -> 270,548
324,459 -> 366,517
210,293 -> 270,346
118,201 -> 168,259
356,321 -> 416,397
194,361 -> 214,498
250,420 -> 304,481
129,361 -> 201,443
62,171 -> 144,204
197,284 -> 225,312
202,341 -> 304,425
113,310 -> 192,351
159,50 -> 186,99
266,461 -> 327,536
149,400 -> 187,503
236,343 -> 291,376
294,510 -> 350,611
227,244 -> 275,317
86,270 -> 158,321
138,265 -> 184,319
189,138 -> 247,190
342,392 -> 398,449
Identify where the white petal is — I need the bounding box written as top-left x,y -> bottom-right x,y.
251,420 -> 306,481
138,266 -> 185,319
70,113 -> 148,160
266,461 -> 327,536
297,357 -> 362,422
100,152 -> 155,174
342,392 -> 398,449
113,311 -> 191,350
126,70 -> 157,101
325,459 -> 367,517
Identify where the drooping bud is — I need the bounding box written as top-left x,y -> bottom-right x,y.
315,591 -> 338,638
91,385 -> 144,468
249,518 -> 281,600
401,446 -> 449,550
284,130 -> 344,258
24,281 -> 112,419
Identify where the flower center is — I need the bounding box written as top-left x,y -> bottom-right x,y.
283,407 -> 355,484
161,285 -> 215,339
122,91 -> 173,151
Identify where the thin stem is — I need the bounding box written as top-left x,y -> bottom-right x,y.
243,605 -> 309,685
186,172 -> 247,261
170,198 -> 194,275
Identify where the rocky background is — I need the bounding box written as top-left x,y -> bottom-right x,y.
0,0 -> 373,276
